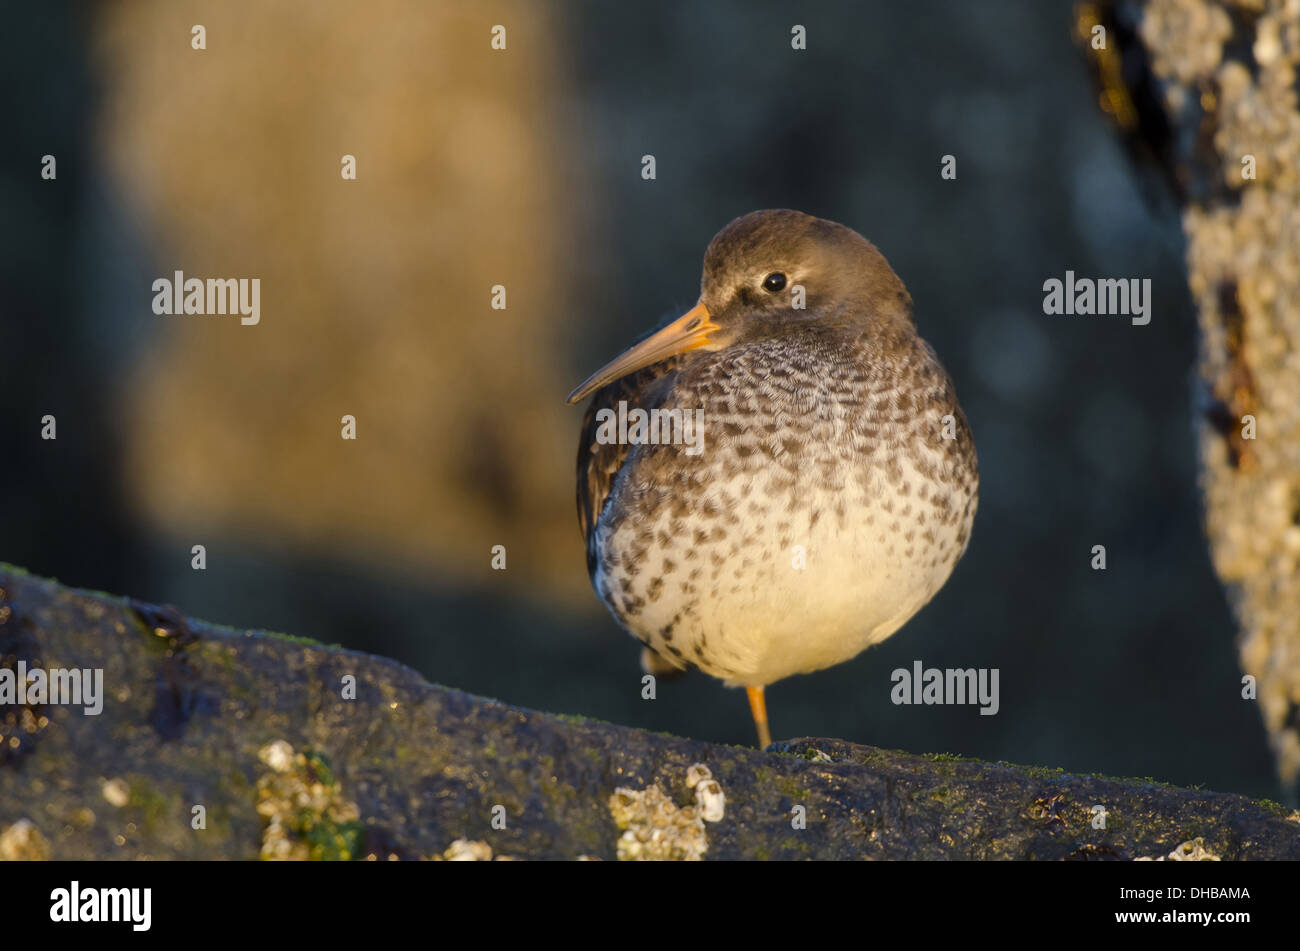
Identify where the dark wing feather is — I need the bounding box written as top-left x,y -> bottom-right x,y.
576,357 -> 682,578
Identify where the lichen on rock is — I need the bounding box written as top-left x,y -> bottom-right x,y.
255,741 -> 363,861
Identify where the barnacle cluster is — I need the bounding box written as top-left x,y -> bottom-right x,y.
1135,835 -> 1223,860
607,762 -> 726,861
0,818 -> 50,860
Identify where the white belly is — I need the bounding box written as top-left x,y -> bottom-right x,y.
594,444 -> 973,687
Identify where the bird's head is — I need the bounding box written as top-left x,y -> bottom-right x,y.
567,209 -> 912,404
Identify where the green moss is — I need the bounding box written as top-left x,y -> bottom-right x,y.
552,711 -> 605,728
1,562 -> 134,613
1083,770 -> 1184,791
127,784 -> 175,834
924,752 -> 970,763
262,629 -> 338,649
1256,798 -> 1290,818
257,748 -> 365,860
197,643 -> 239,676
781,835 -> 813,855
750,765 -> 814,802
303,750 -> 337,786
776,775 -> 815,801
768,746 -> 804,759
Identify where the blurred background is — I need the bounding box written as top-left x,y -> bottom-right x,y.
1,1 -> 1279,798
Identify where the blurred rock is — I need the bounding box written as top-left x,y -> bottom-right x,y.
92,0 -> 588,601
1086,0 -> 1300,791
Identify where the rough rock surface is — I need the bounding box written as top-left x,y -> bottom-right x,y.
2,565 -> 1299,859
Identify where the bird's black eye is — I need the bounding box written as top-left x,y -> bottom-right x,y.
762,272 -> 787,293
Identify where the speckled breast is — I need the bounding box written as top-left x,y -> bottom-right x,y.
589,329 -> 978,688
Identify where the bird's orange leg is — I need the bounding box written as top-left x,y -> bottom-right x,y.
746,685 -> 772,749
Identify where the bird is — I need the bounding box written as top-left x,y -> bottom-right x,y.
567,209 -> 978,749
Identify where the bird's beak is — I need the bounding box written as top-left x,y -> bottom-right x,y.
566,301 -> 720,404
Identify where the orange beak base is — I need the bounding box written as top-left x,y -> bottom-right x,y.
566,301 -> 719,404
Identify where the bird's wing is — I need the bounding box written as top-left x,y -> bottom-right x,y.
576,358 -> 682,576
